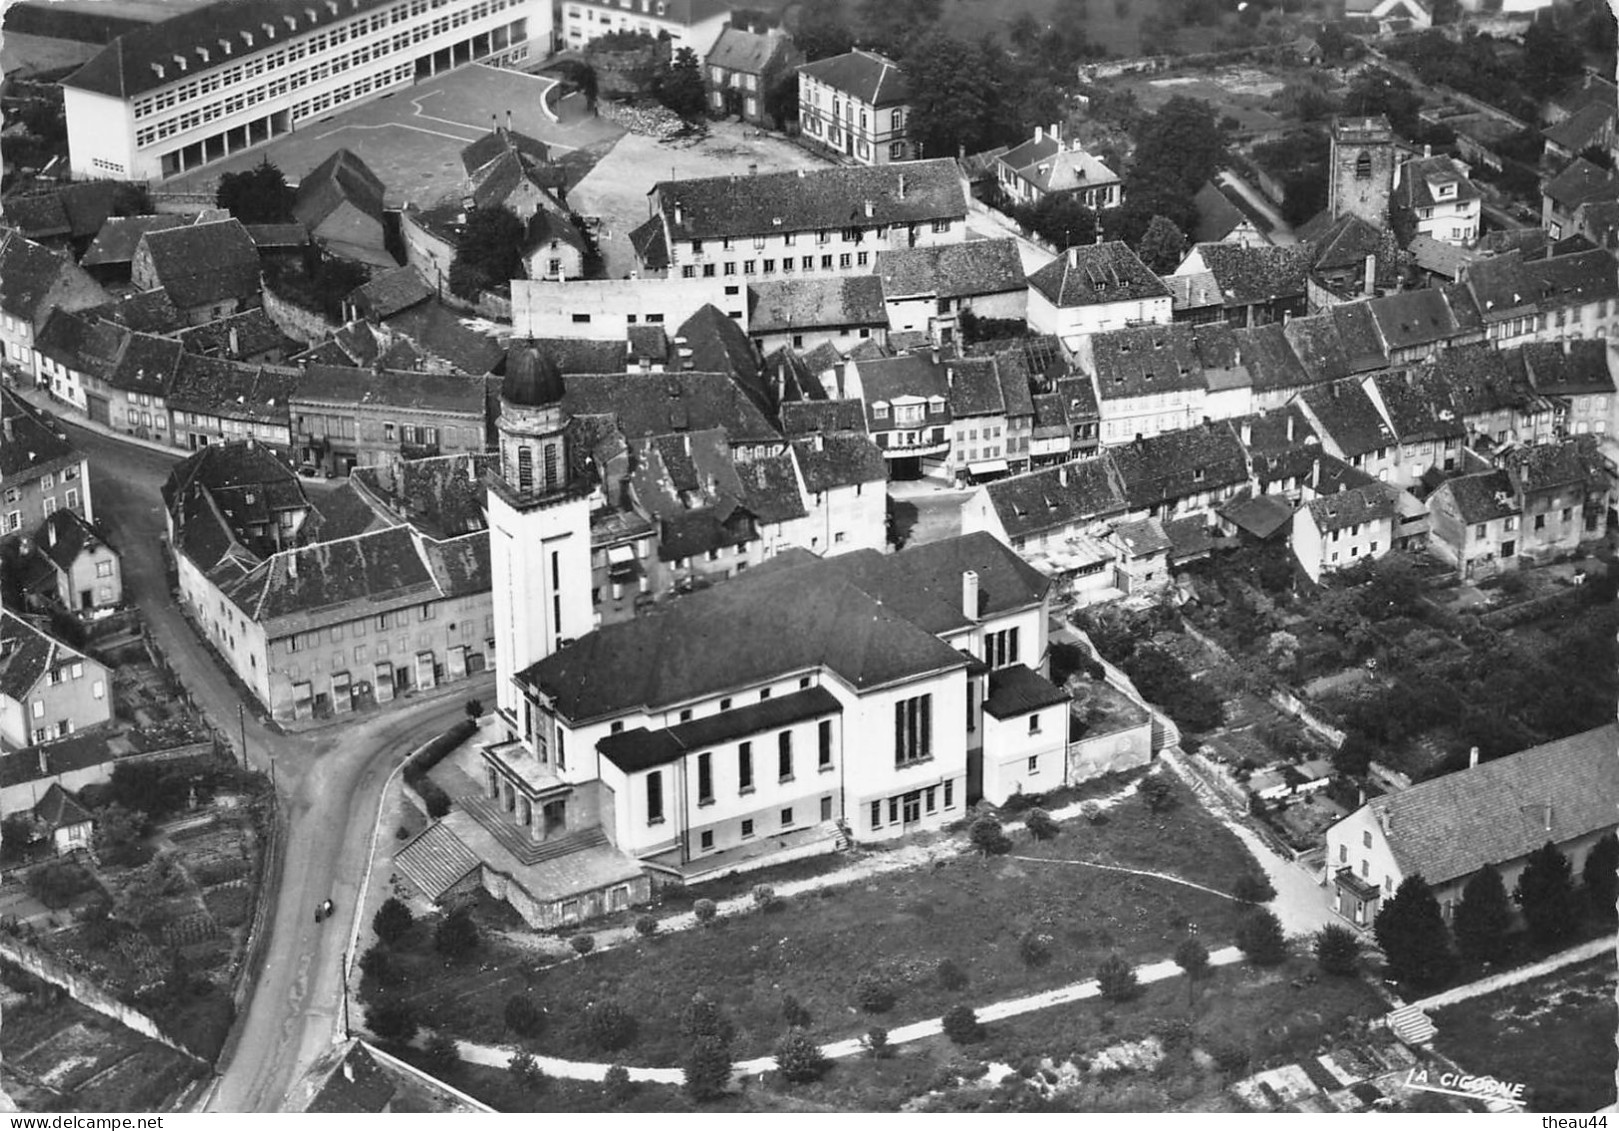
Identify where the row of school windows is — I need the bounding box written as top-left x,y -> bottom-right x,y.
132,0 -> 515,119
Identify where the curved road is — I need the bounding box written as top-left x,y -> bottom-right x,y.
65,421 -> 491,1111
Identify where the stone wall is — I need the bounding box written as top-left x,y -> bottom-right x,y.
585,35 -> 670,99
262,284 -> 339,345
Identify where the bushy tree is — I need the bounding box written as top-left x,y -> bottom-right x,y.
634,914 -> 658,937
941,1003 -> 984,1044
435,905 -> 480,959
585,1000 -> 637,1051
969,813 -> 1012,855
655,46 -> 707,119
505,993 -> 545,1036
570,933 -> 595,955
792,0 -> 855,61
1342,68 -> 1422,138
1374,875 -> 1455,988
864,1027 -> 892,1058
683,1035 -> 733,1101
1174,936 -> 1210,1008
449,205 -> 525,299
602,1064 -> 634,1103
854,973 -> 896,1013
774,1029 -> 831,1082
358,947 -> 404,992
1515,841 -> 1579,947
1314,924 -> 1362,976
1015,193 -> 1097,249
1452,863 -> 1514,964
1136,214 -> 1187,275
781,993 -> 812,1029
367,997 -> 419,1044
216,158 -> 295,224
936,957 -> 969,991
904,31 -> 997,158
423,1030 -> 459,1072
1582,832 -> 1619,918
1236,908 -> 1289,966
1096,952 -> 1140,1001
680,992 -> 736,1046
93,803 -> 147,865
1233,873 -> 1276,904
1519,18 -> 1583,100
763,71 -> 799,131
692,898 -> 718,923
1024,808 -> 1058,841
509,1050 -> 550,1093
372,897 -> 413,947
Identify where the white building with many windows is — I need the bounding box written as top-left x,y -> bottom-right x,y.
559,0 -> 731,57
796,49 -> 911,165
62,0 -> 546,181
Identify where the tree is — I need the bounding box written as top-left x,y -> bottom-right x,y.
781,993 -> 812,1028
1374,874 -> 1455,989
1332,730 -> 1375,777
423,1030 -> 459,1072
435,905 -> 480,960
602,1064 -> 634,1103
93,803 -> 147,865
216,158 -> 296,225
792,0 -> 855,61
1174,936 -> 1210,1010
1452,863 -> 1514,964
655,46 -> 707,120
680,992 -> 736,1046
358,947 -> 404,992
1314,924 -> 1362,976
585,1000 -> 637,1051
509,1050 -> 550,1094
683,1035 -> 733,1101
1016,193 -> 1097,249
110,183 -> 155,217
449,205 -> 524,299
1582,832 -> 1618,918
774,1029 -> 831,1082
941,1003 -> 984,1043
764,71 -> 799,132
505,993 -> 545,1036
904,31 -> 997,159
969,813 -> 1012,855
1136,214 -> 1187,275
1024,808 -> 1058,841
367,997 -> 419,1044
1514,841 -> 1579,947
1519,18 -> 1583,100
372,897 -> 414,947
555,59 -> 599,110
1096,952 -> 1141,1001
1236,908 -> 1289,966
1130,96 -> 1227,201
1342,68 -> 1422,139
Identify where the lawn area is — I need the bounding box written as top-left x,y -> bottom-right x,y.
1431,955 -> 1618,1114
381,776 -> 1266,1067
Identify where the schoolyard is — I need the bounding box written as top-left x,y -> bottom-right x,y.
165,64 -> 624,208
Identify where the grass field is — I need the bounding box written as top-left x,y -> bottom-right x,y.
378,777 -> 1265,1068
164,64 -> 623,208
1431,955 -> 1618,1114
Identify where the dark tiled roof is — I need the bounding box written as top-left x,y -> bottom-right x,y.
1440,468 -> 1519,523
1327,303 -> 1389,373
351,453 -> 495,539
629,216 -> 669,271
1521,249 -> 1619,314
748,276 -> 886,332
1371,371 -> 1464,443
1111,516 -> 1172,557
946,357 -> 1005,417
1305,483 -> 1395,533
1363,723 -> 1619,886
856,352 -> 948,406
381,300 -> 504,375
178,308 -> 287,359
675,305 -> 767,402
291,364 -> 486,415
1499,436 -> 1606,492
110,331 -> 183,396
80,214 -> 187,267
790,432 -> 884,491
36,508 -> 108,573
0,230 -> 99,325
294,148 -> 387,231
1194,243 -> 1313,306
653,159 -> 965,242
599,687 -> 842,773
460,128 -> 564,209
1306,212 -> 1385,271
1089,323 -> 1203,402
0,609 -> 83,700
33,782 -> 93,830
876,238 -> 1024,300
167,354 -> 298,421
0,730 -> 133,789
1281,313 -> 1351,383
983,664 -> 1068,720
1521,339 -> 1616,397
1055,375 -> 1099,420
1394,155 -> 1481,211
1,194 -> 71,239
781,398 -> 865,435
735,451 -> 807,524
138,219 -> 260,310
64,0 -> 397,98
161,438 -> 303,514
987,457 -> 1128,538
347,266 -> 432,320
1416,343 -> 1532,417
1366,288 -> 1458,352
246,223 -> 311,250
1542,158 -> 1619,210
1236,323 -> 1312,393
302,482 -> 394,542
224,525 -> 437,630
1027,242 -> 1170,308
83,288 -> 186,334
524,338 -> 628,375
564,371 -> 781,444
1547,98 -> 1618,154
1029,392 -> 1067,437
1109,423 -> 1249,511
706,25 -> 800,75
795,48 -> 909,105
995,350 -> 1035,419
1192,180 -> 1249,244
34,309 -> 127,384
1218,492 -> 1295,539
1300,379 -> 1396,457
1,387 -> 79,481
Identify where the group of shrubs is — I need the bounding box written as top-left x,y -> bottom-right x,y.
401,710 -> 480,819
361,896 -> 483,1047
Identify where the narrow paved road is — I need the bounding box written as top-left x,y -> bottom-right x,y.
66,422 -> 493,1111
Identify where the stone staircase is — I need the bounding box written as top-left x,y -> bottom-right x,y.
458,792 -> 608,865
1387,1004 -> 1437,1047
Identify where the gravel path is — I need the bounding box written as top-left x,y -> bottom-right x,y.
1411,936 -> 1613,1012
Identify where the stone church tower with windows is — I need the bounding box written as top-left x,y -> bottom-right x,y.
1328,115 -> 1397,225
486,343 -> 593,724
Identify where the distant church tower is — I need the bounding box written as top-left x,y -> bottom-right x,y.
487,344 -> 593,724
1328,115 -> 1396,225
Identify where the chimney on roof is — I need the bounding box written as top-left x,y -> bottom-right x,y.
342,1061 -> 354,1083
897,174 -> 906,200
507,109 -> 512,132
864,199 -> 874,218
46,520 -> 56,548
1,416 -> 10,443
1240,420 -> 1252,447
962,569 -> 980,622
674,200 -> 684,225
1058,465 -> 1068,488
1287,413 -> 1296,443
286,553 -> 297,579
1035,125 -> 1044,143
813,432 -> 824,452
228,326 -> 240,356
37,744 -> 49,777
1544,802 -> 1552,832
1469,745 -> 1480,769
1051,122 -> 1061,142
931,346 -> 941,367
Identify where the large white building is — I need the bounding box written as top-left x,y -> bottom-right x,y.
558,0 -> 731,57
62,0 -> 548,182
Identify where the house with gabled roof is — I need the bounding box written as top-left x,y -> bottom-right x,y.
31,782 -> 96,855
993,123 -> 1122,211
848,351 -> 952,481
289,364 -> 489,476
177,308 -> 290,364
947,357 -> 1011,484
80,288 -> 186,336
293,149 -> 394,269
1363,369 -> 1466,488
131,218 -> 261,325
79,213 -> 188,283
459,125 -> 568,221
788,429 -> 887,555
1,387 -> 93,544
1365,288 -> 1459,365
876,238 -> 1026,346
641,159 -> 969,281
796,49 -> 912,165
1291,481 -> 1397,582
1426,466 -> 1523,579
1495,434 -> 1612,558
0,608 -> 112,750
1028,242 -> 1173,346
1294,378 -> 1400,483
1109,421 -> 1250,522
1076,322 -> 1205,446
1174,242 -> 1313,329
1393,154 -> 1481,246
706,24 -> 803,125
964,456 -> 1127,579
1542,158 -> 1619,240
747,276 -> 888,356
28,508 -> 123,614
31,307 -> 130,415
1323,724 -> 1619,928
166,354 -> 299,451
0,228 -> 109,380
1520,338 -> 1619,437
1192,180 -> 1270,247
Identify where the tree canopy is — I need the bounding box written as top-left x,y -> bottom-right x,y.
216,158 -> 296,225
1137,214 -> 1188,274
449,205 -> 525,299
1374,874 -> 1455,989
1514,841 -> 1579,947
655,46 -> 706,119
1452,863 -> 1514,965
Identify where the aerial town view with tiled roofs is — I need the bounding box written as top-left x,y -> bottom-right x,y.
0,0 -> 1616,1115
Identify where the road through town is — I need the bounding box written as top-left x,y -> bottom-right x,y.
65,422 -> 493,1111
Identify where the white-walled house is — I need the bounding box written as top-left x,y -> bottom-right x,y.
0,609 -> 113,750
1291,483 -> 1397,582
981,665 -> 1070,805
1394,154 -> 1482,246
1027,243 -> 1173,348
1323,724 -> 1618,928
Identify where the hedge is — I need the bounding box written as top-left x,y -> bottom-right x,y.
403,719 -> 478,819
